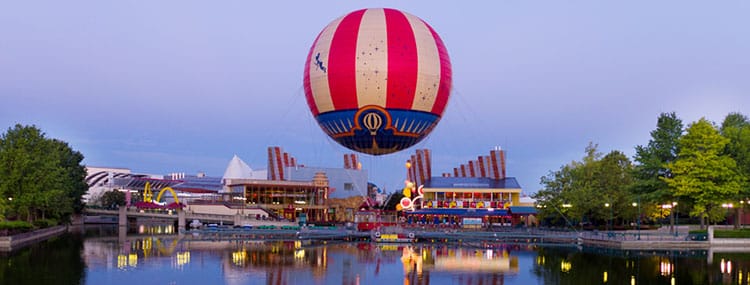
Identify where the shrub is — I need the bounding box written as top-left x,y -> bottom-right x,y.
0,220 -> 33,231
32,219 -> 58,229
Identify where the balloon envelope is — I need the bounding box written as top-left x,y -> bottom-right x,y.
304,8 -> 452,155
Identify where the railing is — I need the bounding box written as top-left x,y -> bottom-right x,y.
580,230 -> 688,241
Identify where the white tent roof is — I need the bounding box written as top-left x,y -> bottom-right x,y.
222,155 -> 254,180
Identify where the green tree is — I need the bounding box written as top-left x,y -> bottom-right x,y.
720,113 -> 750,190
595,150 -> 635,228
663,118 -> 742,229
534,143 -> 636,228
632,112 -> 683,204
720,112 -> 750,228
100,190 -> 126,209
0,124 -> 88,223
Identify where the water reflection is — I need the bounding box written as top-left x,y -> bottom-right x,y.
531,246 -> 750,285
84,229 -> 527,285
9,225 -> 750,284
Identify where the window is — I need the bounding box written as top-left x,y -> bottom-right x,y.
344,183 -> 354,191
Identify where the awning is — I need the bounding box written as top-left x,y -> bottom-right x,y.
403,208 -> 509,217
509,206 -> 538,215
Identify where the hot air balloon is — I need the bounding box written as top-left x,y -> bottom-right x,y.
304,8 -> 452,155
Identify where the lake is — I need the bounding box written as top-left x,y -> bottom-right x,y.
0,225 -> 745,285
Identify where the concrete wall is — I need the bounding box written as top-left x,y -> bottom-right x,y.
187,204 -> 268,218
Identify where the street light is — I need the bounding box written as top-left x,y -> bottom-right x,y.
722,203 -> 734,226
661,203 -> 673,234
605,203 -> 612,233
632,200 -> 641,240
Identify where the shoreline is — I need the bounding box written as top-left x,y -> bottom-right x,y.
180,226 -> 730,251
0,225 -> 68,252
6,224 -> 750,252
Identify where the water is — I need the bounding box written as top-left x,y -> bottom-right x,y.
0,225 -> 747,285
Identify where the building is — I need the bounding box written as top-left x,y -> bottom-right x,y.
403,147 -> 537,227
218,147 -> 376,222
266,146 -> 369,199
86,147 -> 376,222
84,166 -> 164,204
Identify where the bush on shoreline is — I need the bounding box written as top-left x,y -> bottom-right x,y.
0,220 -> 33,236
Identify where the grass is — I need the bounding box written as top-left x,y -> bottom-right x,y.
714,229 -> 750,239
688,228 -> 750,238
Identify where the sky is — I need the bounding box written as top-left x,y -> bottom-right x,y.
2,1 -> 749,194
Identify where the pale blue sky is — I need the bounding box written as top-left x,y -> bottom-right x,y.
2,1 -> 748,194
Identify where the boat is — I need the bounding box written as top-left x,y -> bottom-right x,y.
372,226 -> 415,243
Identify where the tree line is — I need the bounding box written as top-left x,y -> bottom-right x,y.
0,124 -> 88,227
534,112 -> 749,230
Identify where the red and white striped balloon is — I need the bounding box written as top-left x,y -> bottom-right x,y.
303,8 -> 452,155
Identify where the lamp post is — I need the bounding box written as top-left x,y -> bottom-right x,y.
561,203 -> 573,228
673,201 -> 678,236
605,203 -> 612,234
632,199 -> 640,240
740,200 -> 745,229
661,203 -> 673,234
722,203 -> 734,226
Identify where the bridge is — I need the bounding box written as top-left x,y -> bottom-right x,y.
84,207 -> 296,229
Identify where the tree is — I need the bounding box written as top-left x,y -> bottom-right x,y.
534,143 -> 636,228
0,124 -> 88,223
595,150 -> 635,228
663,118 -> 742,229
720,112 -> 750,228
632,112 -> 683,204
720,113 -> 750,191
100,190 -> 126,209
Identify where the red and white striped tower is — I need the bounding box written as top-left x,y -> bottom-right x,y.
268,146 -> 300,181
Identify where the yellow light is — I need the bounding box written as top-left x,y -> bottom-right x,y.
561,260 -> 572,273
603,271 -> 608,283
632,202 -> 638,207
294,249 -> 305,259
536,256 -> 546,265
117,254 -> 127,269
176,251 -> 190,267
232,251 -> 247,266
671,277 -> 675,285
128,254 -> 138,267
739,271 -> 743,285
631,275 -> 635,285
604,203 -> 610,207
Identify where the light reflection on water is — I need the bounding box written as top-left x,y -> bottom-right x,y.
85,228 -> 532,285
4,225 -> 750,284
